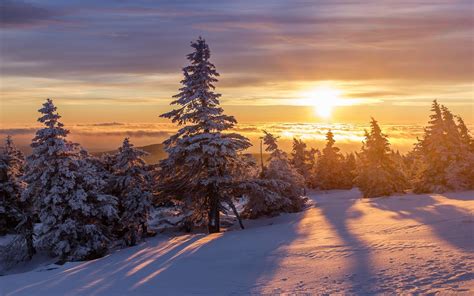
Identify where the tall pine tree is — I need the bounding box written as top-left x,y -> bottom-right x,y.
159,37 -> 251,233
23,99 -> 117,261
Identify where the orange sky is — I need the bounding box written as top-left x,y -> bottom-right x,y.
1,1 -> 473,152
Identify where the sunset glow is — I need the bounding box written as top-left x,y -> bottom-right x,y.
1,2 -> 473,295
0,1 -> 472,153
305,86 -> 343,119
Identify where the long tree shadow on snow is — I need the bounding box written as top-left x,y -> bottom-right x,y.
314,189 -> 375,295
442,190 -> 474,202
149,215 -> 308,295
368,192 -> 474,251
5,213 -> 307,295
6,234 -> 209,295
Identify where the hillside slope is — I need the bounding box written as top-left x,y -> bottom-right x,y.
93,143 -> 167,164
1,189 -> 473,295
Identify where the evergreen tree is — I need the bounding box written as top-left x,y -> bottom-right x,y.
355,118 -> 407,198
457,116 -> 474,151
290,138 -> 317,187
291,138 -> 309,176
159,37 -> 251,233
441,106 -> 462,160
341,152 -> 357,189
413,101 -> 473,192
0,136 -> 25,235
446,115 -> 474,190
111,138 -> 151,246
412,100 -> 449,192
22,99 -> 117,261
242,131 -> 305,218
0,136 -> 36,260
263,132 -> 305,188
315,130 -> 348,189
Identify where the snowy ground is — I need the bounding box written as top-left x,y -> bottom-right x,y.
1,189 -> 473,295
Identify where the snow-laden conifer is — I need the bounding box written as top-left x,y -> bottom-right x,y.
159,37 -> 251,233
315,130 -> 349,190
22,99 -> 117,261
0,136 -> 36,261
290,138 -> 317,187
0,136 -> 25,235
242,131 -> 305,218
341,152 -> 357,188
355,118 -> 407,198
111,138 -> 151,246
445,115 -> 474,190
413,101 -> 473,192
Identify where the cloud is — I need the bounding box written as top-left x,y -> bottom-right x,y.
1,1 -> 472,81
0,128 -> 38,135
2,120 -> 473,154
76,122 -> 125,127
0,0 -> 472,113
0,124 -> 172,138
78,130 -> 171,138
0,0 -> 67,28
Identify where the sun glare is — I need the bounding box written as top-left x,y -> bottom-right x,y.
300,86 -> 343,119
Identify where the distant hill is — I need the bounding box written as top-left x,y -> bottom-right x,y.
94,145 -> 271,165
93,143 -> 167,164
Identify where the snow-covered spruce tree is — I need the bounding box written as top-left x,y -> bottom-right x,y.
341,152 -> 357,189
0,136 -> 25,235
412,100 -> 449,192
412,101 -> 472,192
445,114 -> 474,190
315,130 -> 349,190
22,99 -> 117,261
355,118 -> 407,198
242,131 -> 305,218
111,138 -> 151,246
159,37 -> 251,233
290,138 -> 317,187
264,131 -> 305,194
0,136 -> 37,261
457,116 -> 474,152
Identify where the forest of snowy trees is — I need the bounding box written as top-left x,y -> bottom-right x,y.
1,37 -> 473,265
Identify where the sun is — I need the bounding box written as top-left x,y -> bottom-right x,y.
302,86 -> 342,118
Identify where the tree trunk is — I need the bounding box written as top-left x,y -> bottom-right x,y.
25,218 -> 36,259
140,222 -> 148,237
228,201 -> 244,229
129,228 -> 137,246
260,139 -> 265,178
208,186 -> 220,233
